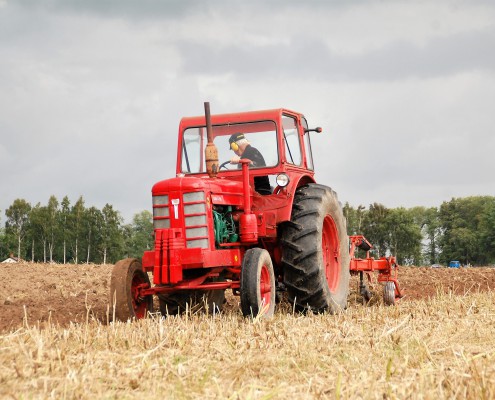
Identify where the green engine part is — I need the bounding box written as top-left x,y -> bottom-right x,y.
213,207 -> 238,246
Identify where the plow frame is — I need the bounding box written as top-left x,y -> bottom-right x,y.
349,235 -> 403,302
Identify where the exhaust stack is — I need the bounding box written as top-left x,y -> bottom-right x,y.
204,101 -> 219,178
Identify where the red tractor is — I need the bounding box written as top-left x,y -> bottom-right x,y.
109,103 -> 402,321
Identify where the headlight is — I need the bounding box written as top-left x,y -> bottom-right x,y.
276,173 -> 290,187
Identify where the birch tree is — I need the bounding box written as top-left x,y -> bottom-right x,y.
100,204 -> 123,264
70,196 -> 85,264
5,199 -> 31,259
46,195 -> 59,263
59,196 -> 70,264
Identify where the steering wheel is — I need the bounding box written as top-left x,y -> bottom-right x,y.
219,161 -> 231,170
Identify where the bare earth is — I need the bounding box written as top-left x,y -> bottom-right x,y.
1,263 -> 495,332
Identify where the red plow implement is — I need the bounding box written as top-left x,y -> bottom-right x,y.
349,235 -> 404,305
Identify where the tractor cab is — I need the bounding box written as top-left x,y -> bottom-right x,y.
177,109 -> 319,196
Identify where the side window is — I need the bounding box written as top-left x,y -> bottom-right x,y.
282,116 -> 302,166
181,127 -> 206,173
301,117 -> 314,170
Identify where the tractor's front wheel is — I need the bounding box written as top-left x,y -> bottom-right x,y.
240,248 -> 276,318
282,184 -> 350,313
109,258 -> 153,321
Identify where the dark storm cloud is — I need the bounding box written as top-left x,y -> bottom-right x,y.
178,27 -> 495,81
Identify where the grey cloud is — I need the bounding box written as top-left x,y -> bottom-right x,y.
11,0 -> 366,19
1,0 -> 494,221
178,27 -> 495,81
12,0 -> 207,20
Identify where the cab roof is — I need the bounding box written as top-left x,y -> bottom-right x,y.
179,108 -> 303,128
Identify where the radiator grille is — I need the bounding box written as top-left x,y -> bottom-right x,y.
152,195 -> 170,229
183,192 -> 208,249
152,192 -> 209,249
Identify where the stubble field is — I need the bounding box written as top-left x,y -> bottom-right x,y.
1,263 -> 495,399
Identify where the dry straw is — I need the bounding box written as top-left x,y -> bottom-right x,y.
1,285 -> 494,399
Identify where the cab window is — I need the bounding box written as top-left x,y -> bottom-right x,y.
301,117 -> 314,170
181,127 -> 207,173
282,115 -> 302,166
181,121 -> 278,174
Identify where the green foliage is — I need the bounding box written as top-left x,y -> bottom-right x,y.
0,212 -> 6,259
1,196 -> 152,264
385,208 -> 422,265
345,203 -> 423,265
362,203 -> 390,258
480,203 -> 495,262
123,210 -> 153,258
439,196 -> 495,265
100,204 -> 124,264
420,207 -> 441,265
5,199 -> 32,258
344,196 -> 495,266
3,194 -> 495,266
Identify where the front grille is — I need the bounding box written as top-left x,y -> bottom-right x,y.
152,191 -> 209,249
152,194 -> 170,229
183,192 -> 209,249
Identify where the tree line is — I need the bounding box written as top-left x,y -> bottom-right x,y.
0,196 -> 153,264
1,195 -> 494,266
344,196 -> 495,266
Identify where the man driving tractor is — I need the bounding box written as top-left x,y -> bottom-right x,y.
228,132 -> 271,194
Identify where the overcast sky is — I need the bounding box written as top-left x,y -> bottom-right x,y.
1,0 -> 494,223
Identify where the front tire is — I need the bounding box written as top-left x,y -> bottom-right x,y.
281,184 -> 350,313
240,248 -> 276,318
109,258 -> 153,321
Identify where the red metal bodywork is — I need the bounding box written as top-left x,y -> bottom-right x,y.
142,108 -> 317,294
137,107 -> 403,302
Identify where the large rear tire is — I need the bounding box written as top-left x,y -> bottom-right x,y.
281,184 -> 350,313
109,258 -> 153,321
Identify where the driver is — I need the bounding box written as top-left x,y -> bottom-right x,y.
228,133 -> 271,194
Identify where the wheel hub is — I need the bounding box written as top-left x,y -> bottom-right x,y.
260,264 -> 272,307
322,215 -> 340,292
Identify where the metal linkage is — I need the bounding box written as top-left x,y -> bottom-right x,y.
349,235 -> 404,304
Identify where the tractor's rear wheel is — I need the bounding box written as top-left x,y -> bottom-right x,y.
282,184 -> 350,313
240,248 -> 276,318
109,258 -> 153,321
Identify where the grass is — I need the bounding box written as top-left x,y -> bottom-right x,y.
1,290 -> 495,399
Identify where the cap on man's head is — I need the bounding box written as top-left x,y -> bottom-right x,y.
228,132 -> 245,148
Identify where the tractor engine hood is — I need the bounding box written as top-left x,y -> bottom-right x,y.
152,176 -> 251,206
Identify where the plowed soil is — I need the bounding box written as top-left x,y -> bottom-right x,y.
1,263 -> 495,332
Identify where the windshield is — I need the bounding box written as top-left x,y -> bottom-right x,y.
181,120 -> 278,174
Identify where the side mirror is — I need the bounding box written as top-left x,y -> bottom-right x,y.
304,127 -> 322,133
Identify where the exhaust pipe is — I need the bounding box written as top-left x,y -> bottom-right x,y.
204,101 -> 219,178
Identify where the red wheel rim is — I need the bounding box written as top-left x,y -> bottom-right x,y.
259,264 -> 272,312
131,273 -> 148,319
322,215 -> 340,292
